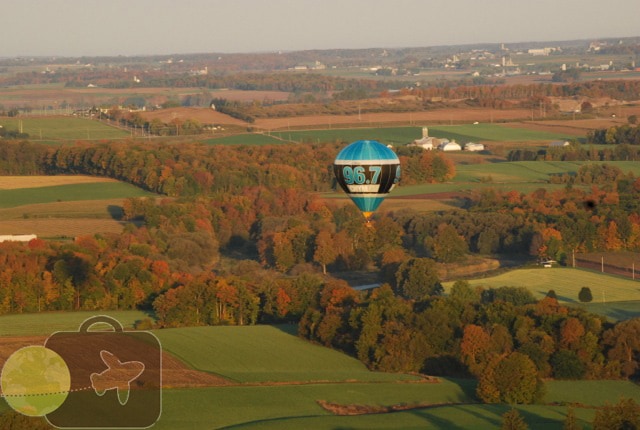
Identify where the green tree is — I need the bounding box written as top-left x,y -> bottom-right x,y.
551,349 -> 586,379
394,257 -> 443,300
578,287 -> 593,303
478,352 -> 544,404
430,223 -> 468,263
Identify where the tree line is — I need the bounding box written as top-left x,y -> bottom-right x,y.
299,280 -> 640,404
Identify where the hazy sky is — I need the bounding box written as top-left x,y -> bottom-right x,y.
2,0 -> 639,57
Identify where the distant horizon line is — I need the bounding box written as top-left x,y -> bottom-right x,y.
2,35 -> 639,60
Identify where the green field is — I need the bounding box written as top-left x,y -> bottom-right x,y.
444,267 -> 640,320
428,123 -> 572,143
330,160 -> 640,199
0,117 -> 129,140
206,123 -> 574,146
154,325 -> 417,383
0,182 -> 155,209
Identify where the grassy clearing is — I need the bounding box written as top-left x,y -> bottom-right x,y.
0,182 -> 154,209
0,117 -> 129,140
443,267 -> 640,303
443,267 -> 640,320
154,325 -> 418,383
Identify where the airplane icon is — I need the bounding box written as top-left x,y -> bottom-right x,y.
90,350 -> 145,406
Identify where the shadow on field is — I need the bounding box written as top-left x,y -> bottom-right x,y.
538,291 -> 576,303
270,323 -> 299,336
107,204 -> 124,220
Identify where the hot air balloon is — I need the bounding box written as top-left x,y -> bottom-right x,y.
333,140 -> 401,222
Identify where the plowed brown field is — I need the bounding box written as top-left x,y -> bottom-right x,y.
137,107 -> 248,126
252,107 -> 535,130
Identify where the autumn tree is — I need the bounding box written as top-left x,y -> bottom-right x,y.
593,398 -> 640,430
477,352 -> 544,404
563,407 -> 581,430
601,318 -> 640,378
429,223 -> 468,263
460,324 -> 492,374
313,230 -> 337,275
501,409 -> 529,430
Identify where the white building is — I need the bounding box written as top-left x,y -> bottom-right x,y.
549,141 -> 571,148
408,136 -> 435,150
407,127 -> 441,150
0,234 -> 37,243
439,141 -> 462,151
464,142 -> 485,151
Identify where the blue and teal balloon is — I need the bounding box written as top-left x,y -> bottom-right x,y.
333,140 -> 401,221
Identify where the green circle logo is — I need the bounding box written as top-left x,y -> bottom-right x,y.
1,345 -> 71,417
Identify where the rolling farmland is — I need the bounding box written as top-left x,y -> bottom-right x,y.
2,315 -> 639,429
0,117 -> 130,141
205,123 -> 575,146
0,175 -> 156,237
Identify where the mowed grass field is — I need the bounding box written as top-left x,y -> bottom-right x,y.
206,123 -> 574,146
153,325 -> 418,383
0,117 -> 130,140
444,267 -> 640,321
0,175 -> 156,237
2,315 -> 640,429
0,182 -> 152,208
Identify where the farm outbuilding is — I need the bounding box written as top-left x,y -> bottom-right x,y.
407,136 -> 435,150
464,142 -> 485,151
0,234 -> 37,243
550,141 -> 571,147
439,141 -> 462,151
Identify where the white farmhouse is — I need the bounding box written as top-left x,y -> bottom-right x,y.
408,136 -> 435,150
407,127 -> 441,150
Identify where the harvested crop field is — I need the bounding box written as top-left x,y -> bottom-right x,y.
137,107 -> 248,126
253,107 -> 534,130
503,118 -> 635,136
0,175 -> 118,190
0,176 -> 152,237
0,218 -> 129,237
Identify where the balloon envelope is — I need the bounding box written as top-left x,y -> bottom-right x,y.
333,140 -> 401,220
